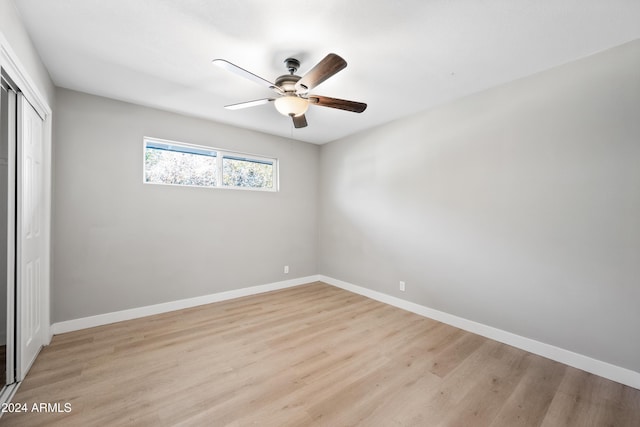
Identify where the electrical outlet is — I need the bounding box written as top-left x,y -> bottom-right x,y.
284,265 -> 289,274
399,281 -> 406,292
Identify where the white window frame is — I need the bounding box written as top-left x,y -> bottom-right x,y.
143,137 -> 279,192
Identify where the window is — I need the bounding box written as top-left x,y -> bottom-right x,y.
223,156 -> 274,189
144,138 -> 278,191
145,140 -> 218,187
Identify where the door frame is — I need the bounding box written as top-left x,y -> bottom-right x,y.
0,32 -> 52,385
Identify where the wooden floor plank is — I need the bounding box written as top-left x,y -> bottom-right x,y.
490,354 -> 567,427
2,282 -> 639,426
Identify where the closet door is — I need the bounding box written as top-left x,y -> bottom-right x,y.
16,94 -> 45,381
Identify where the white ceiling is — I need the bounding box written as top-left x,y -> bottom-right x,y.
14,0 -> 640,144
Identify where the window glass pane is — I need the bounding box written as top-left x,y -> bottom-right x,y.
222,156 -> 274,189
145,145 -> 217,187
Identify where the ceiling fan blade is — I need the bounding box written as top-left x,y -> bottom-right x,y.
224,98 -> 275,110
292,114 -> 308,128
295,53 -> 347,93
212,59 -> 283,94
308,95 -> 367,113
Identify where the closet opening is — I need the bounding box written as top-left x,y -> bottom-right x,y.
0,69 -> 18,399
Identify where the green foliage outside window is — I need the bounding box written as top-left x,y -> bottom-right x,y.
145,148 -> 217,187
223,157 -> 273,189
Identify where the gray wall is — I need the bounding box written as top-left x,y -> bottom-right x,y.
53,88 -> 319,322
319,40 -> 640,372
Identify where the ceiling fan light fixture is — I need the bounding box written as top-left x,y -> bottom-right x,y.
274,95 -> 309,117
215,54 -> 366,129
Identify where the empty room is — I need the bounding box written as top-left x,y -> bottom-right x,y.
1,0 -> 639,425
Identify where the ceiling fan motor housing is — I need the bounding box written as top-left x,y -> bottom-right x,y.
275,74 -> 301,93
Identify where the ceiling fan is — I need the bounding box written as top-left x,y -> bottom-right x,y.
212,53 -> 367,129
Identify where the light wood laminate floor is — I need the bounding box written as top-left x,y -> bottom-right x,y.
2,282 -> 639,426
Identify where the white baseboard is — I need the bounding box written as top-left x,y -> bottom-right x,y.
0,382 -> 20,415
49,273 -> 639,390
319,275 -> 640,391
51,275 -> 321,335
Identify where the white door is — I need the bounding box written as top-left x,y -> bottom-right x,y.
16,94 -> 45,381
